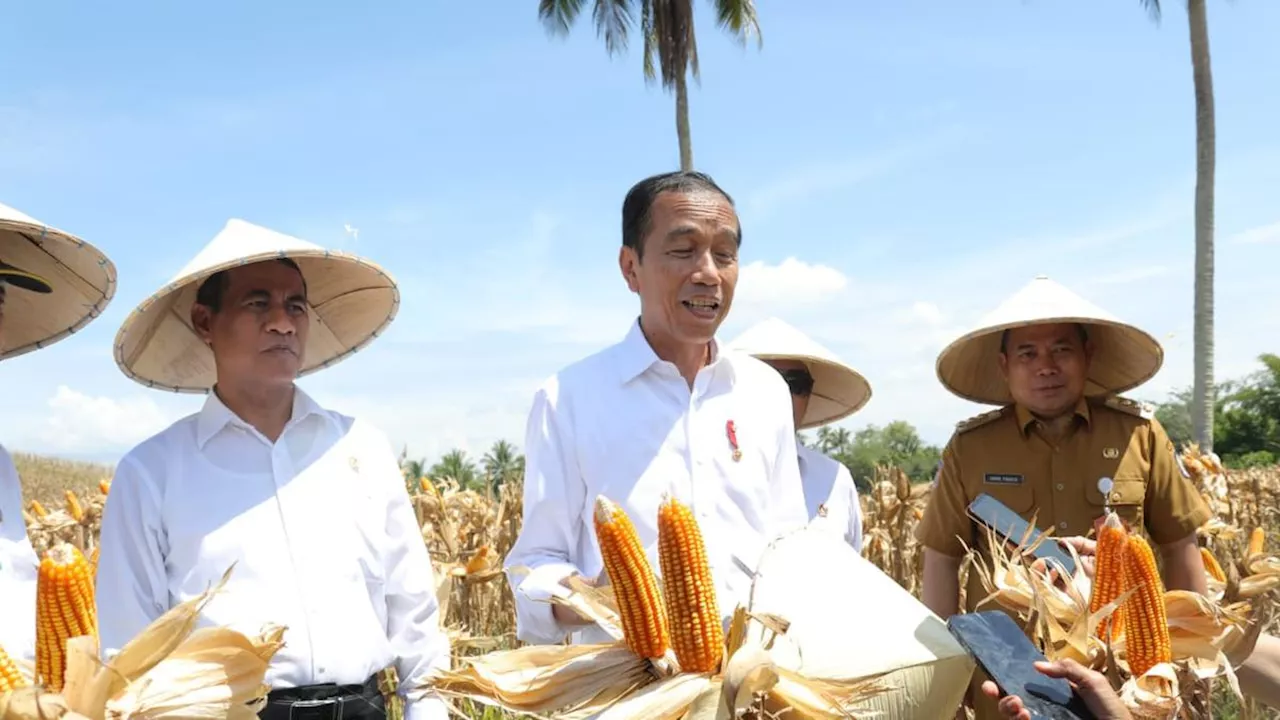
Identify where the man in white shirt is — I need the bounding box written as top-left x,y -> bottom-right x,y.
0,204 -> 116,669
504,171 -> 811,646
96,219 -> 449,720
726,317 -> 872,552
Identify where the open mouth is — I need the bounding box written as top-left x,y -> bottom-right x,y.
682,298 -> 721,319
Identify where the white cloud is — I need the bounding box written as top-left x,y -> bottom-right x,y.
35,386 -> 178,455
1232,221 -> 1280,245
736,258 -> 849,306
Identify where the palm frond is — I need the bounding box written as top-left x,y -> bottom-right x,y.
593,0 -> 636,56
538,0 -> 588,36
649,0 -> 696,89
714,0 -> 763,48
641,0 -> 657,82
1139,0 -> 1162,23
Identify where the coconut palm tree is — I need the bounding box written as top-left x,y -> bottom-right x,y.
538,0 -> 761,170
1141,0 -> 1216,450
481,439 -> 524,491
430,449 -> 481,491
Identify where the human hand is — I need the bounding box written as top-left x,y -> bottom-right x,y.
551,573 -> 597,626
981,658 -> 1131,720
1029,536 -> 1096,589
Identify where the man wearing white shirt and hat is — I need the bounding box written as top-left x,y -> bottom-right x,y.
503,171 -> 810,646
726,317 -> 872,552
0,202 -> 116,673
95,219 -> 450,720
915,275 -> 1210,719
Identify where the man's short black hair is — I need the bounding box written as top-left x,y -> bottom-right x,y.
621,170 -> 739,260
194,257 -> 307,313
999,323 -> 1090,353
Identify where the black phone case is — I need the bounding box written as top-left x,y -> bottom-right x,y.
947,611 -> 1097,720
969,493 -> 1078,578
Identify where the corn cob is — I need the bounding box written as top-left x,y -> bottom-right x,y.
29,499 -> 48,519
593,496 -> 670,660
0,644 -> 27,691
1248,527 -> 1265,557
1121,534 -> 1171,678
35,543 -> 98,691
98,478 -> 112,495
64,489 -> 84,523
1089,512 -> 1129,643
657,495 -> 723,673
1200,547 -> 1226,582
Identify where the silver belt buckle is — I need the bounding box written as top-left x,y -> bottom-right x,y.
288,696 -> 344,720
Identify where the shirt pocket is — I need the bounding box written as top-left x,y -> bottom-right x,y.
1084,473 -> 1147,532
975,477 -> 1036,515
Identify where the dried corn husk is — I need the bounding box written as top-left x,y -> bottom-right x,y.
1119,663 -> 1181,720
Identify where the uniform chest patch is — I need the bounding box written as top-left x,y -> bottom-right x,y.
984,473 -> 1024,486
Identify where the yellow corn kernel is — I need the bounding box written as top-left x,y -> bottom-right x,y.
657,495 -> 723,674
593,496 -> 670,660
35,543 -> 98,692
1201,547 -> 1226,583
1248,527 -> 1265,557
29,499 -> 48,519
1121,534 -> 1171,678
0,643 -> 27,691
1089,512 -> 1129,643
64,489 -> 84,523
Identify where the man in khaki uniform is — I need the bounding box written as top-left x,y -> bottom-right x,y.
915,275 -> 1211,718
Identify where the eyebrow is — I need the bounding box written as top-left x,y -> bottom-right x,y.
662,226 -> 740,243
243,288 -> 308,303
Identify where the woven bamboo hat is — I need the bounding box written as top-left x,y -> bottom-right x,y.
114,218 -> 399,393
935,275 -> 1163,406
727,317 -> 872,429
0,202 -> 117,360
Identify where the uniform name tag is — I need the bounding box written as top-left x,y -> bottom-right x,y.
984,473 -> 1024,486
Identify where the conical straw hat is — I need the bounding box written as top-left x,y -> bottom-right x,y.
726,317 -> 871,429
747,523 -> 974,718
0,202 -> 117,360
114,218 -> 399,393
935,275 -> 1163,406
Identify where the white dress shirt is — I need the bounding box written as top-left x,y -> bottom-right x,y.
504,319 -> 811,645
0,443 -> 39,665
94,388 -> 449,720
797,443 -> 863,552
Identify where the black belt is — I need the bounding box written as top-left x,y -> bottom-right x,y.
259,674 -> 386,720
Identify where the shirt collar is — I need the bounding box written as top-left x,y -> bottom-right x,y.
196,385 -> 328,448
1014,395 -> 1091,437
614,317 -> 732,385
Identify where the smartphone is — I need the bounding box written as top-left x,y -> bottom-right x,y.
968,493 -> 1077,578
948,611 -> 1097,720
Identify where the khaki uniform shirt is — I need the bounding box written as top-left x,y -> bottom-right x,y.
915,394 -> 1211,718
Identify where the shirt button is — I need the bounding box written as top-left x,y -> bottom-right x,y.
1058,521 -> 1068,530
1056,483 -> 1064,491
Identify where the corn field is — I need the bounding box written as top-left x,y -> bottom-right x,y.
13,447 -> 1280,719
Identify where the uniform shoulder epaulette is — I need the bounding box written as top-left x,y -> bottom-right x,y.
955,407 -> 1008,435
1103,394 -> 1155,420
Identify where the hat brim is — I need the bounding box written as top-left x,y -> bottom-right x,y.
0,209 -> 116,360
114,249 -> 399,393
935,316 -> 1164,406
751,351 -> 873,429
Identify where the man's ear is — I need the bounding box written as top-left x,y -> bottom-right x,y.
997,352 -> 1010,380
191,304 -> 215,346
619,246 -> 641,294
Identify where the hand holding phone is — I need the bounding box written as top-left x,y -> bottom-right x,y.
967,493 -> 1077,579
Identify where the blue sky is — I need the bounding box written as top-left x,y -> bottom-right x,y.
2,1 -> 1278,465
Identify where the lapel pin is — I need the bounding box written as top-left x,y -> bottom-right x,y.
1103,447 -> 1120,459
726,420 -> 742,462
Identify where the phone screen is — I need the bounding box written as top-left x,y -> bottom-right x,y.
968,493 -> 1076,577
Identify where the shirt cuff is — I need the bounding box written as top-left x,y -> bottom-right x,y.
511,561 -> 580,644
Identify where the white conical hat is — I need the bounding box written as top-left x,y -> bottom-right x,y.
726,317 -> 871,429
747,523 -> 974,717
114,218 -> 399,393
936,275 -> 1163,406
0,203 -> 117,360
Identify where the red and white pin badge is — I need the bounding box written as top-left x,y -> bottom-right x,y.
726,420 -> 742,462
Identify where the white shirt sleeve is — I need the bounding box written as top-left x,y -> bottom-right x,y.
839,463 -> 863,553
94,453 -> 171,658
502,382 -> 586,645
368,429 -> 451,720
0,446 -> 39,664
